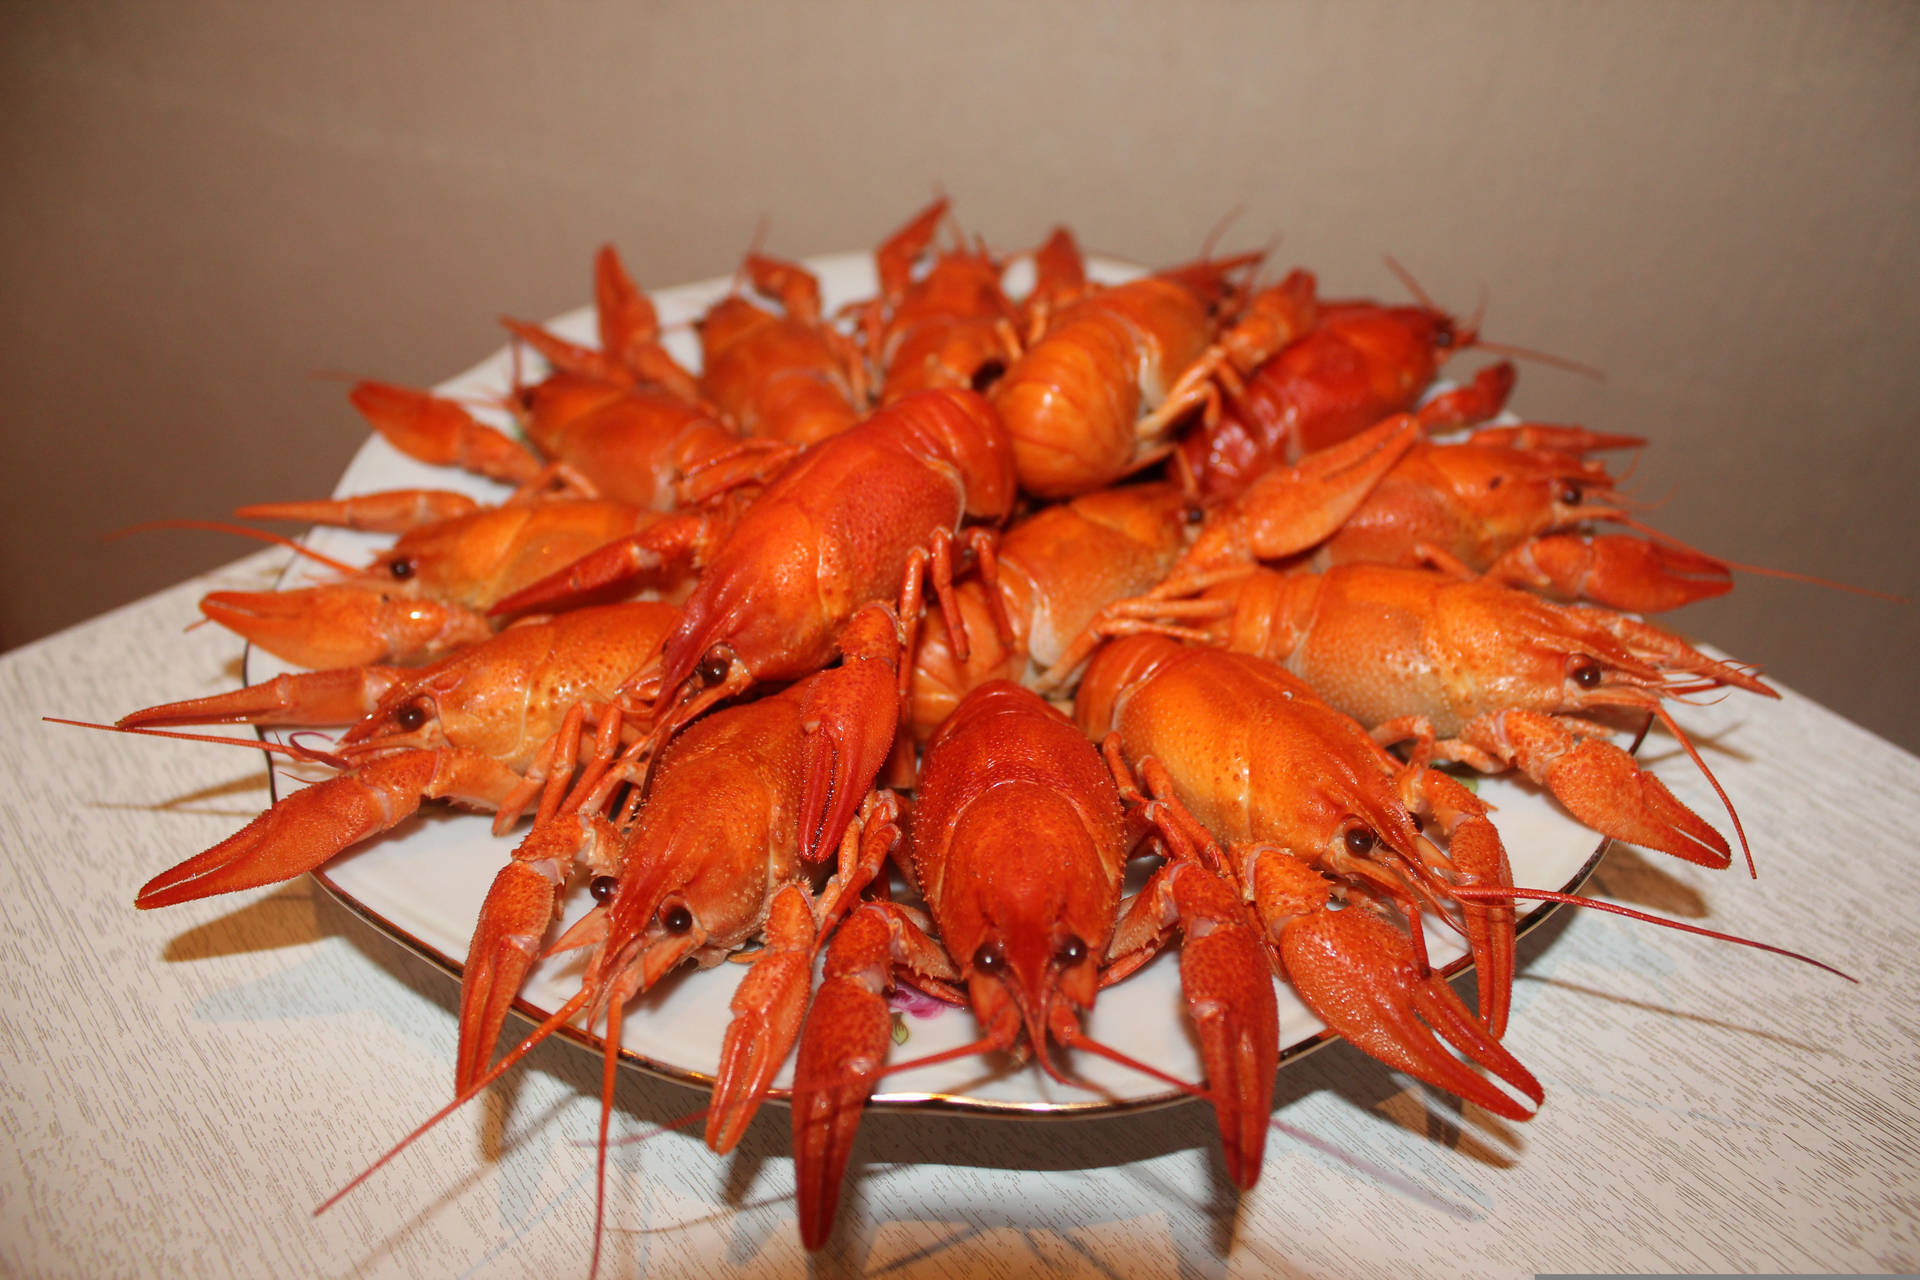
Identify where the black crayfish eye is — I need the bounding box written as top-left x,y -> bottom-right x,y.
1344,826 -> 1378,856
1053,934 -> 1088,967
1558,484 -> 1583,506
660,902 -> 694,934
696,645 -> 733,687
972,940 -> 1006,974
387,557 -> 416,581
1569,655 -> 1604,689
394,699 -> 429,732
589,875 -> 618,905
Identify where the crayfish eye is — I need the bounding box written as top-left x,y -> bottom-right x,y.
387,557 -> 415,581
1053,934 -> 1088,967
660,902 -> 694,934
696,645 -> 733,687
972,941 -> 1007,974
1569,655 -> 1604,689
589,875 -> 619,905
1183,505 -> 1206,525
394,700 -> 428,732
1344,826 -> 1378,856
1559,484 -> 1582,506
1433,321 -> 1457,349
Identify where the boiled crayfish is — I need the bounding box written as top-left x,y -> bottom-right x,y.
92,203 -> 1834,1272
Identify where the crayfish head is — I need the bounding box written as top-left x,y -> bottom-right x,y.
964,931 -> 1097,1084
336,688 -> 446,759
1421,444 -> 1619,541
587,866 -> 714,1003
944,788 -> 1115,1077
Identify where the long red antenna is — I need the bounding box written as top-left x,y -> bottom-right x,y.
314,985 -> 596,1216
44,717 -> 349,768
108,519 -> 362,576
1472,339 -> 1607,382
1382,254 -> 1438,312
1446,883 -> 1853,981
1383,253 -> 1607,380
1611,513 -> 1909,603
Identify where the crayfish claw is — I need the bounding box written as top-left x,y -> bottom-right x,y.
1281,907 -> 1542,1121
705,887 -> 816,1154
457,856 -> 566,1094
790,905 -> 897,1251
1497,717 -> 1734,870
1165,866 -> 1280,1188
136,749 -> 522,909
349,380 -> 543,486
200,585 -> 492,669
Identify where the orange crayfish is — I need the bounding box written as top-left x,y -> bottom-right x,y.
205,493 -> 691,667
856,196 -> 1025,403
1077,635 -> 1536,1083
123,600 -> 682,908
1310,424 -> 1736,613
905,479 -> 1195,737
1175,268 -> 1508,503
496,388 -> 1018,747
453,602 -> 907,1103
989,247 -> 1272,499
789,681 -> 1278,1249
1181,563 -> 1777,871
326,608 -> 908,1276
697,248 -> 869,446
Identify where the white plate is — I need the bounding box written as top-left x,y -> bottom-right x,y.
246,251 -> 1609,1116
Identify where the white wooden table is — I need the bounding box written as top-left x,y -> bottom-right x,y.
5,549 -> 1917,1277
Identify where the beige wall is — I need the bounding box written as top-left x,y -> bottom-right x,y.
5,2 -> 1916,752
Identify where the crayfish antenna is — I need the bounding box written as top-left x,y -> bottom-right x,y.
587,987 -> 633,1280
107,518 -> 362,576
1445,884 -> 1854,981
1612,514 -> 1909,604
315,984 -> 595,1216
1472,339 -> 1607,382
46,717 -> 349,769
1383,254 -> 1438,314
1381,255 -> 1606,383
1651,705 -> 1758,880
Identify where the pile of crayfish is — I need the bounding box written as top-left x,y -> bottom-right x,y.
103,196 -> 1821,1263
